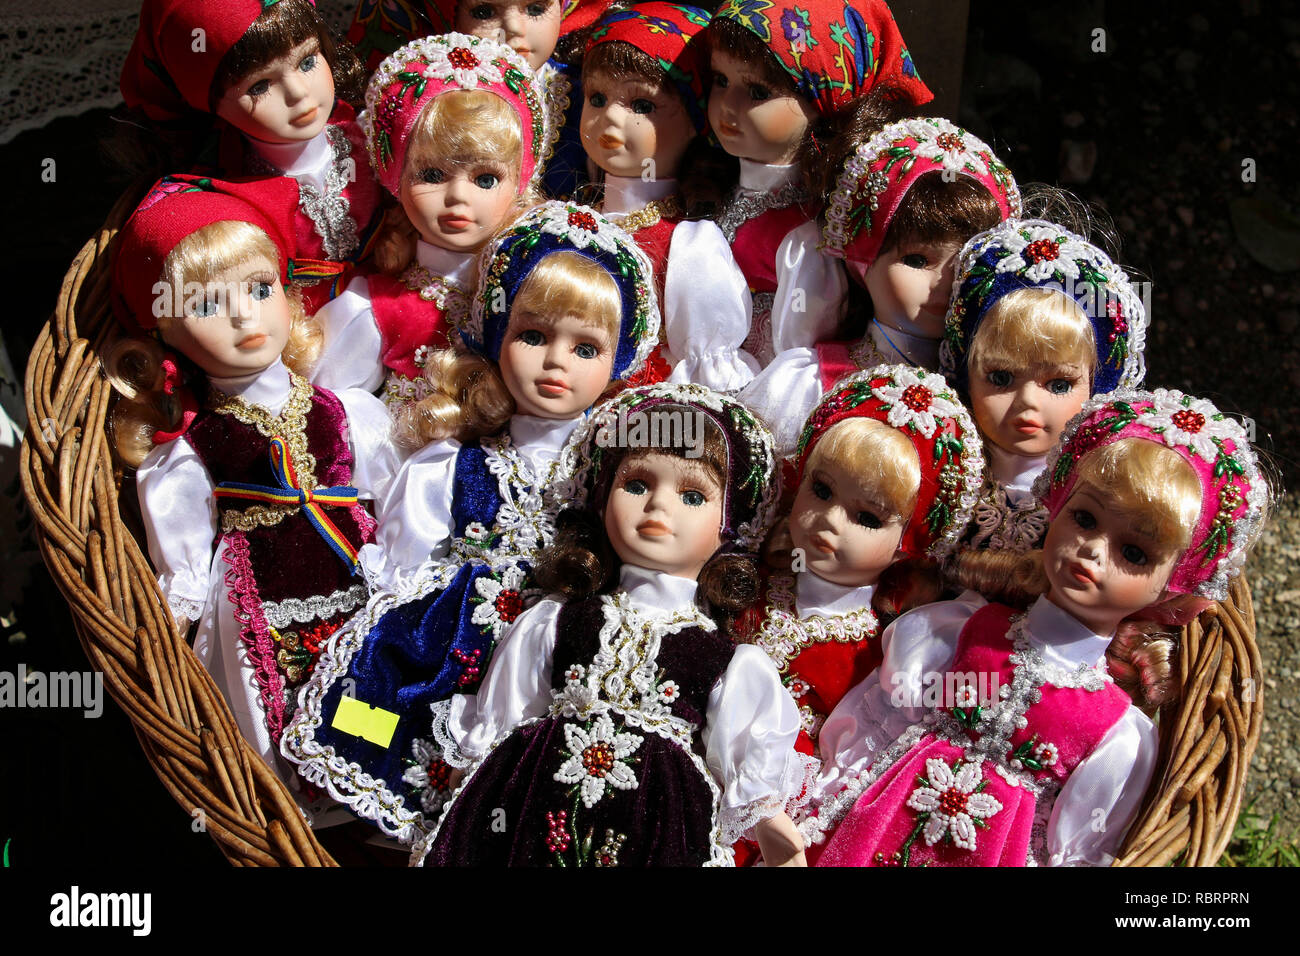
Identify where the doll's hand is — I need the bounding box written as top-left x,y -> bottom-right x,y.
755,811 -> 807,867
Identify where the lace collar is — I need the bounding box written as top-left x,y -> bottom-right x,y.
618,564 -> 703,617
1025,595 -> 1114,675
794,570 -> 876,618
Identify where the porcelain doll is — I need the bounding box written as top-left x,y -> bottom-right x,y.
121,0 -> 379,312
310,33 -> 543,407
580,2 -> 758,390
741,117 -> 1020,455
108,174 -> 401,813
941,218 -> 1147,570
799,388 -> 1268,866
409,382 -> 815,866
280,202 -> 660,841
744,365 -> 984,757
706,0 -> 932,367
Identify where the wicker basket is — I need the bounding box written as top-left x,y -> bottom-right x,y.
21,183 -> 1264,868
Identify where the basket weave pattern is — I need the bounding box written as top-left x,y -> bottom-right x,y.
20,185 -> 1263,867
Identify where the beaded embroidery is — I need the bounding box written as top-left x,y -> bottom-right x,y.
717,181 -> 809,245
607,196 -> 683,234
753,572 -> 879,674
262,584 -> 367,630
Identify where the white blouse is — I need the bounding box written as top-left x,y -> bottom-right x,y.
358,413 -> 582,591
439,565 -> 814,839
738,345 -> 822,457
602,174 -> 759,391
812,592 -> 1159,866
248,131 -> 335,195
310,241 -> 478,396
794,570 -> 876,619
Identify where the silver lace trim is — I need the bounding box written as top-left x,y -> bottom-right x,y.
251,124 -> 360,261
262,583 -> 367,629
717,182 -> 809,244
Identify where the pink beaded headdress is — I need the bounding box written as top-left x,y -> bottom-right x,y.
820,117 -> 1021,268
793,364 -> 985,560
363,33 -> 544,197
1035,389 -> 1268,601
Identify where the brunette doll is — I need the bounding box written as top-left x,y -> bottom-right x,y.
121,0 -> 379,310
108,174 -> 400,811
410,383 -> 814,866
580,2 -> 758,390
801,389 -> 1268,866
707,0 -> 932,367
741,117 -> 1020,454
281,202 -> 661,841
310,33 -> 544,406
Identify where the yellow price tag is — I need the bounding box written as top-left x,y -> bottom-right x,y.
331,695 -> 400,748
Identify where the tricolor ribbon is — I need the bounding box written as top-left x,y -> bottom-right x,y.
215,437 -> 362,574
286,256 -> 348,285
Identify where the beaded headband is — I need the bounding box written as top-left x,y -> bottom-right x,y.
552,382 -> 780,551
362,33 -> 544,196
463,201 -> 660,380
940,218 -> 1148,395
793,364 -> 985,560
1034,389 -> 1267,601
820,117 -> 1021,267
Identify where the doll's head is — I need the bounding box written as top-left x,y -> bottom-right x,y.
943,218 -> 1148,458
454,0 -> 564,72
580,3 -> 712,182
821,118 -> 1020,343
791,365 -> 985,582
538,382 -> 780,629
399,202 -> 659,446
707,0 -> 932,167
122,0 -> 364,132
366,34 -> 544,270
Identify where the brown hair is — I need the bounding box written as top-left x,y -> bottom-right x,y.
535,410 -> 758,634
210,0 -> 365,109
583,38 -> 668,88
707,16 -> 799,95
875,172 -> 1005,256
801,87 -> 913,201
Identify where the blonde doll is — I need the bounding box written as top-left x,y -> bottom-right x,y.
281,202 -> 660,841
311,33 -> 543,406
801,389 -> 1268,866
412,383 -> 813,867
109,175 -> 401,812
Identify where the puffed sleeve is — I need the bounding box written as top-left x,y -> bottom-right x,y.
704,644 -> 819,843
1046,706 -> 1159,866
430,597 -> 562,767
662,219 -> 760,391
335,387 -> 403,506
737,346 -> 825,456
770,219 -> 848,355
360,437 -> 460,591
135,437 -> 219,625
311,274 -> 385,395
813,591 -> 987,803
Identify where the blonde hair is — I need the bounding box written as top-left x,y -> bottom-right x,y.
1072,438 -> 1202,553
968,288 -> 1096,380
108,220 -> 319,467
396,251 -> 622,447
374,90 -> 532,275
804,417 -> 922,521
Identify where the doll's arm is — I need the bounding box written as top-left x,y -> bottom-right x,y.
704,645 -> 819,845
770,219 -> 848,355
662,220 -> 760,391
1045,706 -> 1159,866
431,597 -> 561,768
360,438 -> 460,591
311,275 -> 386,395
136,438 -> 218,630
736,346 -> 824,456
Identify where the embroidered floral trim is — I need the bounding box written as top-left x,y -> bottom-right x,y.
717,181 -> 809,244
470,564 -> 536,640
903,757 -> 1002,857
399,264 -> 471,311
262,583 -> 367,630
607,195 -> 684,234
554,713 -> 643,807
753,571 -> 879,674
222,531 -> 290,744
402,737 -> 456,815
383,372 -> 434,407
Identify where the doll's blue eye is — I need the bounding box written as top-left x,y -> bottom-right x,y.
1046,378 -> 1074,395
526,2 -> 549,17
519,329 -> 545,346
901,253 -> 929,269
856,511 -> 883,529
299,54 -> 317,73
589,92 -> 607,108
251,281 -> 274,301
681,489 -> 706,507
421,167 -> 446,184
192,298 -> 221,318
812,480 -> 831,501
1121,543 -> 1148,566
625,478 -> 648,495
247,80 -> 270,98
1073,509 -> 1097,530
575,342 -> 598,359
470,4 -> 495,19
632,98 -> 655,115
748,84 -> 771,102
986,369 -> 1013,388
712,71 -> 729,89
475,173 -> 500,189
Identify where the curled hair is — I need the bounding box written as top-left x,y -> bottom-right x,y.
967,288 -> 1096,382
1017,183 -> 1121,261
801,87 -> 914,202
804,418 -> 922,522
373,90 -> 530,274
210,0 -> 365,109
945,547 -> 1050,608
109,220 -> 319,467
1106,622 -> 1179,710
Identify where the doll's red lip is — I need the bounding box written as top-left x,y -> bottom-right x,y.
1014,419 -> 1043,434
718,122 -> 741,137
637,520 -> 671,536
537,379 -> 569,395
598,134 -> 624,149
811,534 -> 835,555
1068,561 -> 1098,585
237,333 -> 269,349
439,215 -> 474,229
291,107 -> 319,126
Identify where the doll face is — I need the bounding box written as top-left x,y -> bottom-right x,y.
456,0 -> 562,73
1043,485 -> 1179,636
400,154 -> 519,253
708,49 -> 815,165
789,456 -> 907,588
968,361 -> 1090,458
215,39 -> 335,144
604,452 -> 724,580
856,239 -> 964,340
498,309 -> 614,419
160,253 -> 291,379
581,71 -> 695,180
